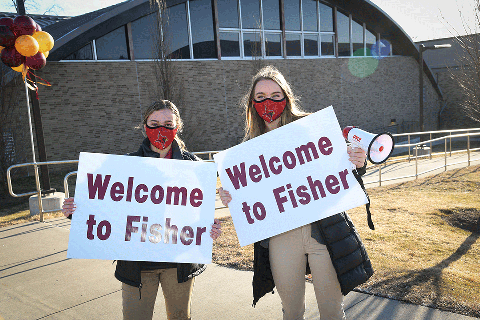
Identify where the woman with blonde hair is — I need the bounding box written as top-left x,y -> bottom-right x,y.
63,100 -> 222,320
219,66 -> 373,319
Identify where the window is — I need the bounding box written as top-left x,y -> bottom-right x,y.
218,0 -> 239,28
64,43 -> 94,60
265,33 -> 282,56
286,34 -> 301,56
131,13 -> 156,59
319,3 -> 333,32
352,19 -> 364,56
337,11 -> 350,57
96,26 -> 129,60
366,29 -> 376,56
302,0 -> 317,32
243,33 -> 262,57
241,0 -> 261,29
263,0 -> 280,30
304,34 -> 318,56
285,0 -> 300,31
166,3 -> 190,59
190,0 -> 217,58
220,32 -> 240,57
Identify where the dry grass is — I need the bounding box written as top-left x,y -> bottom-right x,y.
212,164 -> 480,318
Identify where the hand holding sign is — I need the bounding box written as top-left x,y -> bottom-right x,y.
214,106 -> 368,247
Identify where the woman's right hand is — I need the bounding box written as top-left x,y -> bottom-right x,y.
217,187 -> 232,207
62,197 -> 76,217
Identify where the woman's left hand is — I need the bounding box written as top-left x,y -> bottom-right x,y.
210,219 -> 222,240
348,146 -> 367,168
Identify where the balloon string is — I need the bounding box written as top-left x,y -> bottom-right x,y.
24,70 -> 52,99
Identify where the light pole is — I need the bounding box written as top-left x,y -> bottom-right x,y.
419,43 -> 451,134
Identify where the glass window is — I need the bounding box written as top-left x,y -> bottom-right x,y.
241,0 -> 261,29
286,33 -> 301,56
131,13 -> 156,59
302,0 -> 317,32
366,28 -> 376,56
220,32 -> 240,56
243,33 -> 262,56
96,26 -> 129,60
218,0 -> 239,28
285,0 -> 300,31
166,3 -> 190,59
263,0 -> 280,30
321,34 -> 334,56
304,34 -> 318,56
64,43 -> 93,60
352,19 -> 364,56
265,33 -> 282,56
319,3 -> 333,32
190,0 -> 216,58
337,11 -> 350,56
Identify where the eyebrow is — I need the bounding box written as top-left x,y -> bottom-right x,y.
255,91 -> 283,96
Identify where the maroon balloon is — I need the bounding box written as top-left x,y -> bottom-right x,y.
25,52 -> 46,70
0,17 -> 14,28
12,15 -> 36,36
35,23 -> 42,32
0,25 -> 15,47
1,46 -> 23,67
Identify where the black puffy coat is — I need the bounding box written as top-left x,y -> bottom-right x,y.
252,167 -> 374,306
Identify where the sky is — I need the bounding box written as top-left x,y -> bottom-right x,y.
0,0 -> 478,41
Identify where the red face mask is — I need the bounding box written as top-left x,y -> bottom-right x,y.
145,125 -> 178,150
253,97 -> 287,123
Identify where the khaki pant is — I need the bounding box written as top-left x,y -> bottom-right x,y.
122,268 -> 195,320
269,224 -> 346,320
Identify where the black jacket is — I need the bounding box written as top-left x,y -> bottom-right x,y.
252,166 -> 374,306
112,138 -> 207,286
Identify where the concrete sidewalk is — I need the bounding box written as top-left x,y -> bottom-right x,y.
1,152 -> 478,319
0,218 -> 477,320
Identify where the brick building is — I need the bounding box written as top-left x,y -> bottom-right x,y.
1,0 -> 444,164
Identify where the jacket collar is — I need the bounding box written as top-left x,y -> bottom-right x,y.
138,138 -> 183,159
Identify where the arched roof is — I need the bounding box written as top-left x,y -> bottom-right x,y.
3,0 -> 442,97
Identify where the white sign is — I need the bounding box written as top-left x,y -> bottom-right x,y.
67,152 -> 217,264
214,106 -> 368,247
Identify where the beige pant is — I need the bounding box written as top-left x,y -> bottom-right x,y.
269,224 -> 346,320
122,268 -> 195,320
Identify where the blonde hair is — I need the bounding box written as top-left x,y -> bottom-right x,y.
140,100 -> 187,150
241,66 -> 309,140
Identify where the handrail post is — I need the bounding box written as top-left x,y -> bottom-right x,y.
378,164 -> 382,187
408,135 -> 411,162
415,147 -> 418,179
444,138 -> 447,171
467,134 -> 471,166
429,133 -> 432,159
449,132 -> 452,156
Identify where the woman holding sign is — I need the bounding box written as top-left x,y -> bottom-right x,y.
218,66 -> 373,320
63,100 -> 222,320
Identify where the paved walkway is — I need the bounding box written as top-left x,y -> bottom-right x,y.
0,151 -> 478,319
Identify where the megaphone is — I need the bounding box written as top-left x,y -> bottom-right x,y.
342,126 -> 394,165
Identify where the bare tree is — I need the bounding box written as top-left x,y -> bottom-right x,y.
149,0 -> 184,104
445,0 -> 480,122
8,0 -> 63,15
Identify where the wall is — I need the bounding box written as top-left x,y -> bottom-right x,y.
10,55 -> 441,164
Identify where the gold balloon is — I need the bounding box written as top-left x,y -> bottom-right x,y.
43,50 -> 49,58
32,31 -> 54,53
15,35 -> 39,57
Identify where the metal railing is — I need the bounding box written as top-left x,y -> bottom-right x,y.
7,128 -> 480,219
366,130 -> 480,186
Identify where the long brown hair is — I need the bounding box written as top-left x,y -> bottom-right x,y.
241,65 -> 309,140
139,100 -> 187,150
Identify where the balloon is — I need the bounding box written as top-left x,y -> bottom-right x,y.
35,23 -> 42,32
12,15 -> 36,36
0,17 -> 14,28
0,45 -> 4,55
1,46 -> 23,67
15,35 -> 39,57
43,50 -> 49,58
25,52 -> 46,70
11,64 -> 27,72
0,25 -> 15,47
33,31 -> 54,53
